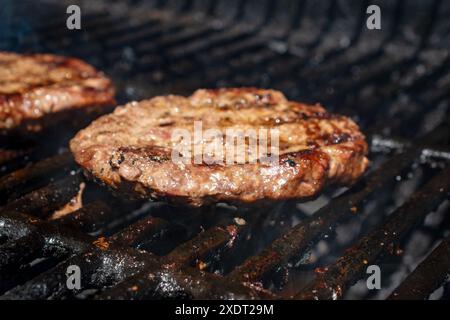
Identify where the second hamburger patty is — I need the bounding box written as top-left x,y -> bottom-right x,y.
70,88 -> 369,206
0,52 -> 115,131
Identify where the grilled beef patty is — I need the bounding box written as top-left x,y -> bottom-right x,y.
0,52 -> 115,131
70,88 -> 369,206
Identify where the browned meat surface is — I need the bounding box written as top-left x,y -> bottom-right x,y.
0,52 -> 115,131
70,88 -> 369,207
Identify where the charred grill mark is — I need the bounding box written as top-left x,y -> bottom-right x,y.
306,139 -> 319,148
280,149 -> 319,167
1,60 -> 93,91
110,146 -> 172,171
284,159 -> 297,167
118,153 -> 125,165
191,161 -> 225,168
158,120 -> 175,127
0,82 -> 52,94
216,104 -> 231,110
327,133 -> 351,144
109,152 -> 125,170
193,88 -> 283,110
148,154 -> 171,163
246,112 -> 346,127
117,146 -> 172,163
303,132 -> 355,148
283,149 -> 315,158
109,157 -> 117,170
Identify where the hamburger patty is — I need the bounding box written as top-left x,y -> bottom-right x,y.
70,88 -> 369,206
0,52 -> 115,131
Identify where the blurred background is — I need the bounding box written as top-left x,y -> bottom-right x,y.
1,0 -> 449,140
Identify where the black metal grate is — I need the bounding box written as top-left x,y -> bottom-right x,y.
0,0 -> 449,300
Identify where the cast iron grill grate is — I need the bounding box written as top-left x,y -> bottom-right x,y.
0,0 -> 449,299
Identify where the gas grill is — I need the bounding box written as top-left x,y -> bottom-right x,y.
0,0 -> 449,300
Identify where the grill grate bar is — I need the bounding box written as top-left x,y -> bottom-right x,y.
165,224 -> 243,266
360,57 -> 450,134
0,152 -> 74,203
165,45 -> 277,87
0,234 -> 45,272
0,199 -> 271,299
31,14 -> 127,45
0,148 -> 34,167
243,1 -> 402,91
96,261 -> 274,300
0,211 -> 158,299
371,135 -> 450,160
102,19 -> 187,51
2,0 -> 450,301
36,12 -> 265,74
294,165 -> 450,300
254,1 -> 441,106
321,1 -> 440,105
158,26 -> 261,63
242,0 -> 341,85
55,201 -> 113,234
389,235 -> 450,300
109,216 -> 171,247
35,11 -> 185,57
227,122 -> 449,283
133,24 -> 221,55
77,11 -> 166,43
0,174 -> 82,219
34,12 -> 109,33
1,248 -> 139,299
